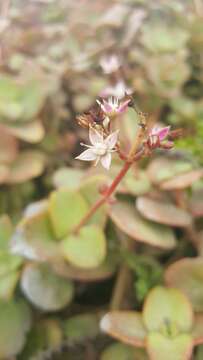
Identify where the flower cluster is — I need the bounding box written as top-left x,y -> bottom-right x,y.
76,95 -> 176,170
146,125 -> 174,151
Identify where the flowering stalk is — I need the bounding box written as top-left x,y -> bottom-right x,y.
73,136 -> 145,234
73,95 -> 178,312
74,95 -> 175,234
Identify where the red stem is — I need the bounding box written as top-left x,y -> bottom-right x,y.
73,161 -> 132,233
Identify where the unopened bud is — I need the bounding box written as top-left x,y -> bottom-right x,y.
160,141 -> 174,149
168,128 -> 183,140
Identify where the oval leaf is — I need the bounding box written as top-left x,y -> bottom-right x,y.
160,170 -> 203,191
54,252 -> 117,282
64,313 -> 99,344
147,333 -> 193,360
53,167 -> 84,189
100,311 -> 147,347
0,299 -> 31,358
165,258 -> 203,312
136,197 -> 192,227
101,343 -> 148,360
109,202 -> 176,249
143,286 -> 193,333
21,263 -> 74,311
49,189 -> 89,238
7,151 -> 46,184
11,211 -> 59,261
61,225 -> 106,269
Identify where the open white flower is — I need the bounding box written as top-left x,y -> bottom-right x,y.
76,128 -> 119,170
100,55 -> 121,74
100,80 -> 132,99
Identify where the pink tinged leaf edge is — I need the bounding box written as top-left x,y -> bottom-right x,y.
76,148 -> 97,161
100,311 -> 147,347
101,153 -> 112,170
192,314 -> 203,346
89,127 -> 103,146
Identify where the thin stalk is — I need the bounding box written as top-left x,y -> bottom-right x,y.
110,265 -> 131,310
73,129 -> 145,234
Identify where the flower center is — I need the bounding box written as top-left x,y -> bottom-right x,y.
93,142 -> 107,156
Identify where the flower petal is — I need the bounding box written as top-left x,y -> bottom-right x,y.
118,99 -> 131,113
89,127 -> 103,145
76,148 -> 97,161
151,126 -> 170,141
101,99 -> 114,113
104,130 -> 119,149
157,126 -> 170,141
101,153 -> 112,170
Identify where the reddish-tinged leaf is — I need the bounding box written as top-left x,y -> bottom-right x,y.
7,151 -> 46,184
100,311 -> 147,347
2,121 -> 45,143
165,258 -> 203,312
189,189 -> 203,218
0,125 -> 18,164
192,315 -> 203,345
147,158 -> 193,185
160,169 -> 203,190
53,252 -> 117,282
109,201 -> 176,249
136,196 -> 192,227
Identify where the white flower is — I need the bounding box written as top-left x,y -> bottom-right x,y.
76,128 -> 119,170
100,55 -> 121,74
100,80 -> 132,99
96,96 -> 130,117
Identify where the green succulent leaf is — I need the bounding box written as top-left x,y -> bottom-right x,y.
109,202 -> 176,249
4,120 -> 45,143
136,196 -> 192,227
7,151 -> 46,184
192,315 -> 203,346
165,258 -> 203,312
20,319 -> 63,360
79,175 -> 108,227
100,311 -> 147,347
63,313 -> 99,344
0,215 -> 13,251
0,252 -> 22,277
53,167 -> 84,189
141,24 -> 189,53
143,287 -> 193,334
11,211 -> 59,261
54,251 -> 117,282
61,224 -> 106,269
0,298 -> 31,358
21,263 -> 74,311
49,189 -> 89,238
0,271 -> 20,300
147,333 -> 193,360
0,75 -> 49,123
101,342 -> 148,360
147,158 -> 193,185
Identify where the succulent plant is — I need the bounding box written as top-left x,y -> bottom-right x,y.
101,286 -> 203,360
